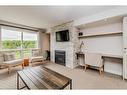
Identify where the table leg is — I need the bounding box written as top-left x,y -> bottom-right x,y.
22,63 -> 24,69
8,66 -> 11,74
70,80 -> 72,90
17,73 -> 19,90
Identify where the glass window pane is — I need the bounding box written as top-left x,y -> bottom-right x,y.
15,50 -> 22,59
1,29 -> 22,49
1,27 -> 38,59
23,32 -> 38,49
23,49 -> 30,58
23,32 -> 38,58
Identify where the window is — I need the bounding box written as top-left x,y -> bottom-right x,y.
1,28 -> 22,49
1,26 -> 38,59
23,32 -> 38,58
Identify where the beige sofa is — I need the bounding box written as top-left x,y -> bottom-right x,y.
0,51 -> 24,74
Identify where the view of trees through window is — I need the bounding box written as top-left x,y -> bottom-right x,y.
23,32 -> 38,58
1,28 -> 38,58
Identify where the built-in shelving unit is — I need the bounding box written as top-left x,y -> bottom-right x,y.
77,16 -> 123,76
78,31 -> 123,38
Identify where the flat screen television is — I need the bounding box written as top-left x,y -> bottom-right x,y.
56,30 -> 69,42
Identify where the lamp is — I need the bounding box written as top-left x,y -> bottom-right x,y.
79,41 -> 84,52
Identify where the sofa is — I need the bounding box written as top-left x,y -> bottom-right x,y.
0,51 -> 24,74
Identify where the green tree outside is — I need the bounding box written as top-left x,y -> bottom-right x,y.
2,40 -> 37,58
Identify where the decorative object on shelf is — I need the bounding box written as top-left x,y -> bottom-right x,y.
79,41 -> 84,52
79,32 -> 83,36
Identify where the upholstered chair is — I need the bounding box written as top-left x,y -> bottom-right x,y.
85,52 -> 104,75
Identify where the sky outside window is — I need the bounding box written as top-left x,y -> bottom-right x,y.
2,29 -> 21,41
2,29 -> 37,41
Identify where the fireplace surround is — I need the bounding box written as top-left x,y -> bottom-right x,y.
55,50 -> 66,66
51,21 -> 79,68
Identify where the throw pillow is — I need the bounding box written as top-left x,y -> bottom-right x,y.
4,52 -> 16,61
32,50 -> 41,57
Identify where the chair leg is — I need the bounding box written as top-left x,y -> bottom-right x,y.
31,62 -> 32,66
22,63 -> 24,69
31,61 -> 34,67
8,66 -> 11,74
99,68 -> 102,75
85,64 -> 87,71
99,67 -> 103,75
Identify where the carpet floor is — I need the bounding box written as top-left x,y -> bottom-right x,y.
0,61 -> 127,89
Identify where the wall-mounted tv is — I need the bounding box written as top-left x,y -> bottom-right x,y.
56,30 -> 69,42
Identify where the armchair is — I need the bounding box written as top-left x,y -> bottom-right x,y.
0,51 -> 24,74
85,52 -> 104,75
30,49 -> 46,66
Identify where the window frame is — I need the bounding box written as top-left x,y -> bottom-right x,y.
0,26 -> 39,59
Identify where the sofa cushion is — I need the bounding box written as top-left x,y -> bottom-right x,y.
3,59 -> 23,66
31,56 -> 44,62
32,50 -> 41,57
4,52 -> 16,61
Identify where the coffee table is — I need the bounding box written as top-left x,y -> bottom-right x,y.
17,66 -> 72,89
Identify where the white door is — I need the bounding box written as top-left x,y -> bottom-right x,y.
123,17 -> 127,79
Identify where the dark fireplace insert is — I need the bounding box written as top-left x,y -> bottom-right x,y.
55,50 -> 66,66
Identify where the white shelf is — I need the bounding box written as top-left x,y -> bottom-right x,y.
102,53 -> 123,59
76,52 -> 123,59
78,31 -> 123,38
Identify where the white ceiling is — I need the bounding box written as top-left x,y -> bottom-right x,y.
0,6 -> 117,29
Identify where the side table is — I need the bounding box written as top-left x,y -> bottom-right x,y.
23,58 -> 29,66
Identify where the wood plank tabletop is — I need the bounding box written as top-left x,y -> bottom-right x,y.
17,66 -> 72,90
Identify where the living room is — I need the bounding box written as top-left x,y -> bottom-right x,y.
0,5 -> 127,92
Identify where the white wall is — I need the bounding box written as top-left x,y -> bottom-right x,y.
81,36 -> 123,55
80,20 -> 122,36
42,33 -> 50,51
79,20 -> 123,75
74,7 -> 127,27
0,26 -> 1,50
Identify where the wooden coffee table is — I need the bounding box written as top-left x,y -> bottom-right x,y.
17,66 -> 72,90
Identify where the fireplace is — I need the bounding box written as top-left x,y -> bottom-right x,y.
55,50 -> 66,66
